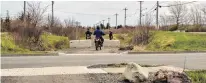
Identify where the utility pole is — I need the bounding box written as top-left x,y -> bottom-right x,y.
115,13 -> 118,29
6,10 -> 9,19
51,1 -> 54,27
94,24 -> 96,28
139,1 -> 143,26
123,8 -> 128,27
108,17 -> 110,24
102,20 -> 105,25
75,21 -> 79,40
99,21 -> 101,25
23,1 -> 26,24
156,1 -> 159,29
96,23 -> 98,27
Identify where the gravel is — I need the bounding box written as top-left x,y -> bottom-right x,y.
87,63 -> 164,69
2,73 -> 130,83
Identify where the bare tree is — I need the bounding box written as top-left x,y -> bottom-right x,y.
64,18 -> 73,28
144,13 -> 153,26
168,1 -> 188,29
160,13 -> 168,26
26,1 -> 49,27
202,7 -> 206,14
47,14 -> 62,28
201,7 -> 206,25
189,4 -> 204,25
64,17 -> 80,28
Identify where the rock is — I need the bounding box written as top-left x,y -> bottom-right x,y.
121,62 -> 191,83
122,62 -> 149,82
148,70 -> 191,83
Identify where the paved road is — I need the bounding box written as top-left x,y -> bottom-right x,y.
2,73 -> 126,83
2,53 -> 206,69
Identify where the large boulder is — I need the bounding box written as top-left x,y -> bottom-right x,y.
121,62 -> 191,83
121,62 -> 149,83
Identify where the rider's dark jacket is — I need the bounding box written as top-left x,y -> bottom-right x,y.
85,31 -> 92,36
93,29 -> 105,38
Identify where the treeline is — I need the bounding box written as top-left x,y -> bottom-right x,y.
159,1 -> 206,32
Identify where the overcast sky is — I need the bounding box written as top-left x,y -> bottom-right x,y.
1,1 -> 206,26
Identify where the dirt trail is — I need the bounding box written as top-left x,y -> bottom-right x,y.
58,47 -> 127,54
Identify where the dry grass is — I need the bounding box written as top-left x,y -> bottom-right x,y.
133,45 -> 147,52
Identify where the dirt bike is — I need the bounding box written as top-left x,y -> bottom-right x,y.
95,38 -> 102,51
86,34 -> 91,39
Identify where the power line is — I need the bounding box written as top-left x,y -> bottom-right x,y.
140,3 -> 156,18
146,3 -> 157,14
160,1 -> 197,7
159,1 -> 170,4
57,8 -> 123,19
141,3 -> 156,18
57,11 -> 111,16
127,8 -> 140,18
142,9 -> 155,16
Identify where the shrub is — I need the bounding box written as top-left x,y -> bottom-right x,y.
132,26 -> 154,45
41,32 -> 69,51
169,25 -> 178,31
185,25 -> 206,32
1,32 -> 29,53
11,25 -> 43,51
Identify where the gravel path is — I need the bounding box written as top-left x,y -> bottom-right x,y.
2,73 -> 129,83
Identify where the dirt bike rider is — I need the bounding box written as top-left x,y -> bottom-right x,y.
109,30 -> 113,40
93,26 -> 105,46
85,28 -> 92,39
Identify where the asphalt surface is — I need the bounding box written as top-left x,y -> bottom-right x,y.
2,53 -> 206,70
2,73 -> 128,83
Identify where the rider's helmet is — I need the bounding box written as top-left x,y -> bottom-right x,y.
96,26 -> 100,30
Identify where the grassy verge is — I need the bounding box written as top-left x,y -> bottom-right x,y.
1,32 -> 30,54
104,34 -> 133,47
186,70 -> 206,83
41,32 -> 69,51
146,31 -> 206,51
1,32 -> 69,54
103,31 -> 206,52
